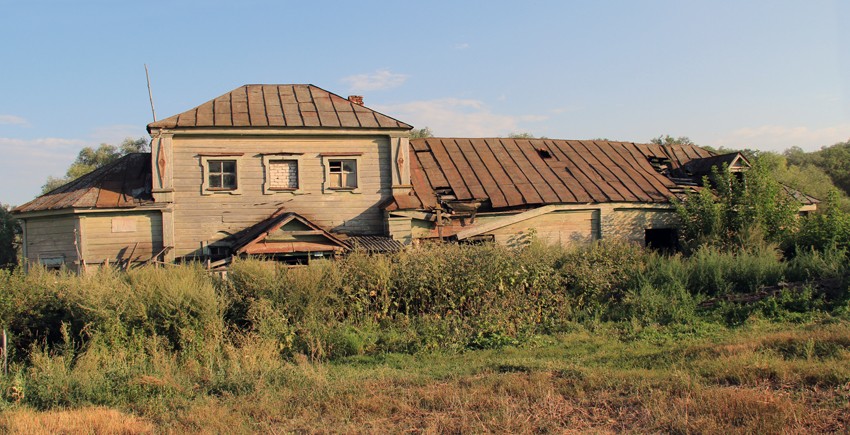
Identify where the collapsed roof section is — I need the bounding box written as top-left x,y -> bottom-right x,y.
13,153 -> 153,214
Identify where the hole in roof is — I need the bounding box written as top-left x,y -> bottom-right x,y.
537,148 -> 552,159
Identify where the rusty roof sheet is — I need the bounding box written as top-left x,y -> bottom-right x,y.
400,139 -> 716,210
147,84 -> 412,132
13,153 -> 153,214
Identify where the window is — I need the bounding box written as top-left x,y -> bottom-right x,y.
208,160 -> 237,190
328,159 -> 357,189
320,153 -> 362,193
200,154 -> 243,195
262,154 -> 304,194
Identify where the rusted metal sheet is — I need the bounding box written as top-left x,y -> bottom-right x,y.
148,84 -> 412,131
13,153 -> 153,214
400,138 -> 726,212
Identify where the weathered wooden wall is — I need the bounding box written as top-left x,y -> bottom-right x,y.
23,215 -> 79,269
396,203 -> 679,248
170,135 -> 392,257
80,212 -> 163,264
489,210 -> 599,248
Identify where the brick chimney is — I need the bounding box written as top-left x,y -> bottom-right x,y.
348,95 -> 364,106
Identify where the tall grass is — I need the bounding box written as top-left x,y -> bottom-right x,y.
0,238 -> 847,416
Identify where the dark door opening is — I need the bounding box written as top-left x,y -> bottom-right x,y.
645,228 -> 679,252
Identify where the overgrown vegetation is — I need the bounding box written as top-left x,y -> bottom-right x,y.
0,238 -> 848,431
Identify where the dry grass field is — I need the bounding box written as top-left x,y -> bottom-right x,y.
2,320 -> 848,434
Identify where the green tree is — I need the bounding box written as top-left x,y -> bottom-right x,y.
755,152 -> 850,211
409,127 -> 434,139
674,159 -> 800,251
42,137 -> 149,193
785,140 -> 850,197
650,135 -> 694,146
0,204 -> 21,269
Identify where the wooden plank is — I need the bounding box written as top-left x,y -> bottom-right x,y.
514,139 -> 579,203
483,139 -> 543,205
455,139 -> 508,208
442,139 -> 488,200
468,138 -> 524,207
426,139 -> 473,199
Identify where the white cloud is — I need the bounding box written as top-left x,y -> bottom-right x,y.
0,137 -> 87,205
375,98 -> 548,137
341,70 -> 409,92
713,123 -> 850,152
454,42 -> 470,50
0,115 -> 29,126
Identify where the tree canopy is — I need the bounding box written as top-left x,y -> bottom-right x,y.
0,204 -> 21,269
42,137 -> 149,193
409,127 -> 434,139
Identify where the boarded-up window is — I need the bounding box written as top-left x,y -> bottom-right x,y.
328,159 -> 357,189
268,160 -> 298,190
112,217 -> 137,233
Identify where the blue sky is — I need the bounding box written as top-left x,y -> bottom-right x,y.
1,0 -> 848,206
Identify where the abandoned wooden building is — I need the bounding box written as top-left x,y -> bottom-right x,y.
12,84 -> 817,271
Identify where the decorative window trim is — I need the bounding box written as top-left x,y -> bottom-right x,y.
262,154 -> 305,195
321,155 -> 362,194
200,155 -> 243,195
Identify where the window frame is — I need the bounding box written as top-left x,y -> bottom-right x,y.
261,153 -> 305,195
200,154 -> 243,195
321,154 -> 362,194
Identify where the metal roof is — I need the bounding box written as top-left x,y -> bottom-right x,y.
147,84 -> 412,131
390,138 -> 715,210
13,153 -> 153,214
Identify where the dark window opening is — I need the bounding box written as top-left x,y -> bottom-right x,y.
537,148 -> 552,159
208,160 -> 237,190
645,228 -> 679,253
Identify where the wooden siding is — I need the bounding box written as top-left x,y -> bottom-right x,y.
24,215 -> 79,267
602,207 -> 679,245
404,203 -> 678,249
488,210 -> 598,248
81,212 -> 163,263
170,135 -> 392,257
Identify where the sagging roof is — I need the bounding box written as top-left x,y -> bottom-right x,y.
680,152 -> 749,178
147,84 -> 412,132
14,153 -> 153,214
390,138 -> 714,210
230,209 -> 348,255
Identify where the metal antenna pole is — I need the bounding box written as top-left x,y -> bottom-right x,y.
145,64 -> 157,122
